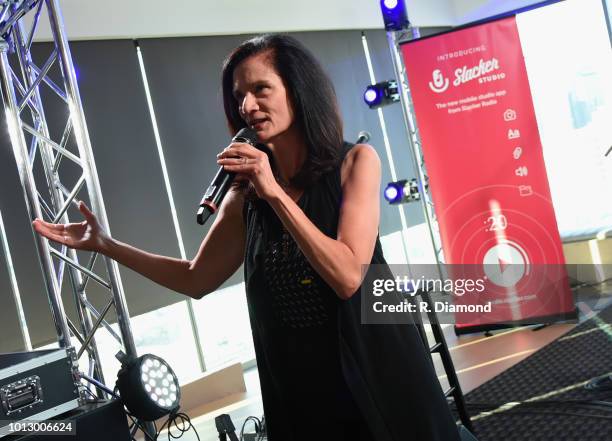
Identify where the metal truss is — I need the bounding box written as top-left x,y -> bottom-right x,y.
0,0 -> 139,401
387,28 -> 447,275
386,27 -> 473,431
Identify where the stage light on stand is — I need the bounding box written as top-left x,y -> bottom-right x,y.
384,184 -> 400,202
364,88 -> 379,106
363,80 -> 399,109
380,0 -> 409,31
384,178 -> 426,205
115,353 -> 181,421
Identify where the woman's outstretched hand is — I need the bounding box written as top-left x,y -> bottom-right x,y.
32,201 -> 109,252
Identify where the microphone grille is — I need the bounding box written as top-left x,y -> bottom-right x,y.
232,127 -> 259,146
357,131 -> 371,143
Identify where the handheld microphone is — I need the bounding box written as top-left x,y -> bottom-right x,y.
196,127 -> 259,225
356,131 -> 371,144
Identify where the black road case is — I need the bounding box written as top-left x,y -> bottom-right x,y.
0,348 -> 83,437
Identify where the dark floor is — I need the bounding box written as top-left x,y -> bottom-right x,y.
460,300 -> 612,441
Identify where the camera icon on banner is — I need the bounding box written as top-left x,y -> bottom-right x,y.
504,109 -> 517,121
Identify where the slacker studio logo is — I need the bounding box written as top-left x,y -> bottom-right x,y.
429,69 -> 450,93
428,56 -> 506,94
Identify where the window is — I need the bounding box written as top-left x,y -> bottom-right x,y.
193,282 -> 255,371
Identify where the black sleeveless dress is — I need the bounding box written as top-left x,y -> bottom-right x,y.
243,143 -> 460,441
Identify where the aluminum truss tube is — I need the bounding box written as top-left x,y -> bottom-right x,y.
12,15 -> 106,387
0,209 -> 32,350
387,30 -> 446,279
0,42 -> 72,348
45,0 -> 137,358
67,268 -> 107,396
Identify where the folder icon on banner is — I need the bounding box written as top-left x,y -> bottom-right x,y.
519,185 -> 533,197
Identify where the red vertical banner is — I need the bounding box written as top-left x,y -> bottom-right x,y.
401,17 -> 575,329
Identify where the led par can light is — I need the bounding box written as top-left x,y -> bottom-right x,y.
384,178 -> 423,204
363,80 -> 400,109
116,354 -> 181,421
380,0 -> 410,31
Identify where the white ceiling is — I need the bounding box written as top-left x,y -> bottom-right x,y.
28,0 -> 546,41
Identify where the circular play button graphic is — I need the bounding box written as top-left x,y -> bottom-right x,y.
482,241 -> 529,287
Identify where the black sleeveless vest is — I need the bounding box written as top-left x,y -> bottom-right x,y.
243,143 -> 460,441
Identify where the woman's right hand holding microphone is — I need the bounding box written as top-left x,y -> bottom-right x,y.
32,201 -> 109,253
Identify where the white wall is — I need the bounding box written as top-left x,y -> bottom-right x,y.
450,0 -> 550,25
29,1 -> 567,42
30,2 -> 584,43
27,0 -> 460,42
406,0 -> 456,27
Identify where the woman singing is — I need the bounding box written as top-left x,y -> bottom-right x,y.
33,34 -> 460,441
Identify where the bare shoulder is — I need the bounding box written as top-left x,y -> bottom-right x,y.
340,143 -> 381,185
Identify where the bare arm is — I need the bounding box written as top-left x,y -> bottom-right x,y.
267,144 -> 381,299
33,187 -> 246,299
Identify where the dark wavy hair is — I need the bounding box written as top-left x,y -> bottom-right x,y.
221,34 -> 344,189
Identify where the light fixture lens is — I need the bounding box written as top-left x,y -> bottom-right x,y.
384,185 -> 399,202
117,354 -> 181,422
380,0 -> 409,31
364,88 -> 378,104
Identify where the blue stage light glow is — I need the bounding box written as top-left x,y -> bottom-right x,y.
384,184 -> 400,202
383,0 -> 398,10
363,81 -> 399,109
364,87 -> 379,105
379,0 -> 409,31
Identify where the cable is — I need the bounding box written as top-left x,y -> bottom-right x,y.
123,411 -> 157,441
257,416 -> 266,441
475,408 -> 612,420
80,375 -> 199,441
571,276 -> 612,291
465,398 -> 612,410
157,408 -> 201,441
461,399 -> 612,422
239,416 -> 261,441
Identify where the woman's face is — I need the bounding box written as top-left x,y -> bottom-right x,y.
232,51 -> 295,142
